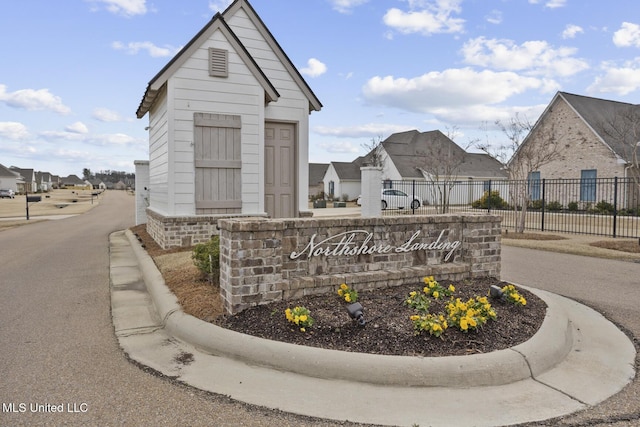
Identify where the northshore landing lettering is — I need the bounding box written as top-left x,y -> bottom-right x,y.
290,230 -> 461,262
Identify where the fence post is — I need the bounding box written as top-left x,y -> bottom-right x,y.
613,176 -> 618,238
541,179 -> 546,232
412,180 -> 416,213
487,180 -> 492,213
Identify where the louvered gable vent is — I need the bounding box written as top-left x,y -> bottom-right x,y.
209,48 -> 228,77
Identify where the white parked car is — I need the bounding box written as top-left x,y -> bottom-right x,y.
0,189 -> 15,199
357,189 -> 421,210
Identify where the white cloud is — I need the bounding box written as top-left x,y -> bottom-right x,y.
89,0 -> 147,17
40,129 -> 143,148
0,84 -> 71,114
383,0 -> 464,36
329,0 -> 369,14
300,58 -> 327,78
587,60 -> 640,95
528,0 -> 566,8
314,123 -> 412,138
0,122 -> 30,140
461,37 -> 589,77
613,22 -> 640,47
485,10 -> 502,25
92,107 -> 123,122
562,24 -> 584,39
65,122 -> 89,134
208,0 -> 233,13
317,141 -> 361,154
111,41 -> 181,58
362,68 -> 550,115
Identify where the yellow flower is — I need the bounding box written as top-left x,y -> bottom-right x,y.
299,315 -> 308,322
448,284 -> 455,292
460,318 -> 468,331
433,324 -> 442,332
337,289 -> 344,296
433,291 -> 440,299
410,315 -> 420,321
345,294 -> 351,303
409,291 -> 417,297
429,281 -> 436,289
340,283 -> 348,290
423,286 -> 429,294
300,327 -> 306,332
468,317 -> 477,328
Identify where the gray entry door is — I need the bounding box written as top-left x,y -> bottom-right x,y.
265,122 -> 296,218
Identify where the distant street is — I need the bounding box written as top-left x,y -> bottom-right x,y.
0,193 -> 638,426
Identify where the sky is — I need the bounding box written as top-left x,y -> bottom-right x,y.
2,0 -> 640,178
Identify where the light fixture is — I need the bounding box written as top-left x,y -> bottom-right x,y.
489,285 -> 504,300
346,302 -> 366,326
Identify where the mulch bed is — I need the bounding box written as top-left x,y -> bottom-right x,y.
215,278 -> 546,357
131,224 -> 547,357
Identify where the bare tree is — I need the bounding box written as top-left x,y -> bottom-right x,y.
361,135 -> 385,167
596,106 -> 640,209
478,113 -> 563,233
417,127 -> 467,213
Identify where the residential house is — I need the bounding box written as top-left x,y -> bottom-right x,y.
62,174 -> 89,188
509,91 -> 640,209
135,0 -> 321,248
323,158 -> 364,201
90,179 -> 107,190
0,164 -> 23,192
308,163 -> 329,199
10,167 -> 37,194
36,172 -> 53,192
324,130 -> 506,203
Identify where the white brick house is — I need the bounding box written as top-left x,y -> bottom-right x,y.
135,0 -> 321,248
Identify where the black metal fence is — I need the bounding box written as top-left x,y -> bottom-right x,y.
381,178 -> 640,238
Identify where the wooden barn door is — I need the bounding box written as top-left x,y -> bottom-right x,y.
194,113 -> 242,214
265,122 -> 296,218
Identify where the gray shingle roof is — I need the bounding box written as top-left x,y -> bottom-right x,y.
560,92 -> 640,163
374,130 -> 505,179
309,163 -> 329,185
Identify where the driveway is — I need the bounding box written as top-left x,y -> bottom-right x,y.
1,193 -> 637,426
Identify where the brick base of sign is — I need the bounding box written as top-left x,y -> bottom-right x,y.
218,214 -> 501,315
145,208 -> 269,249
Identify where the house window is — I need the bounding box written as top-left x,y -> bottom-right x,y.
209,48 -> 228,77
328,181 -> 335,198
580,169 -> 597,202
528,171 -> 541,201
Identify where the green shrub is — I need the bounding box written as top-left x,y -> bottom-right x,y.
528,199 -> 544,210
546,201 -> 563,211
472,190 -> 507,209
595,200 -> 614,214
567,201 -> 578,211
192,236 -> 220,280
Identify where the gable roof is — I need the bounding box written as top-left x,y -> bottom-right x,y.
136,0 -> 321,118
10,167 -> 36,182
0,164 -> 23,179
309,163 -> 329,185
330,158 -> 365,180
557,92 -> 640,163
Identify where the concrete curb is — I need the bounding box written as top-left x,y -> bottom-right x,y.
126,229 -> 573,388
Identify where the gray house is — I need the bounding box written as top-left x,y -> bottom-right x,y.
308,163 -> 329,199
324,130 -> 506,201
10,167 -> 37,194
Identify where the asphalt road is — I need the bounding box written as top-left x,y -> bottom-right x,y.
0,190 -> 638,426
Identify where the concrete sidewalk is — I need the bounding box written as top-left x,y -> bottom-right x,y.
109,229 -> 636,427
